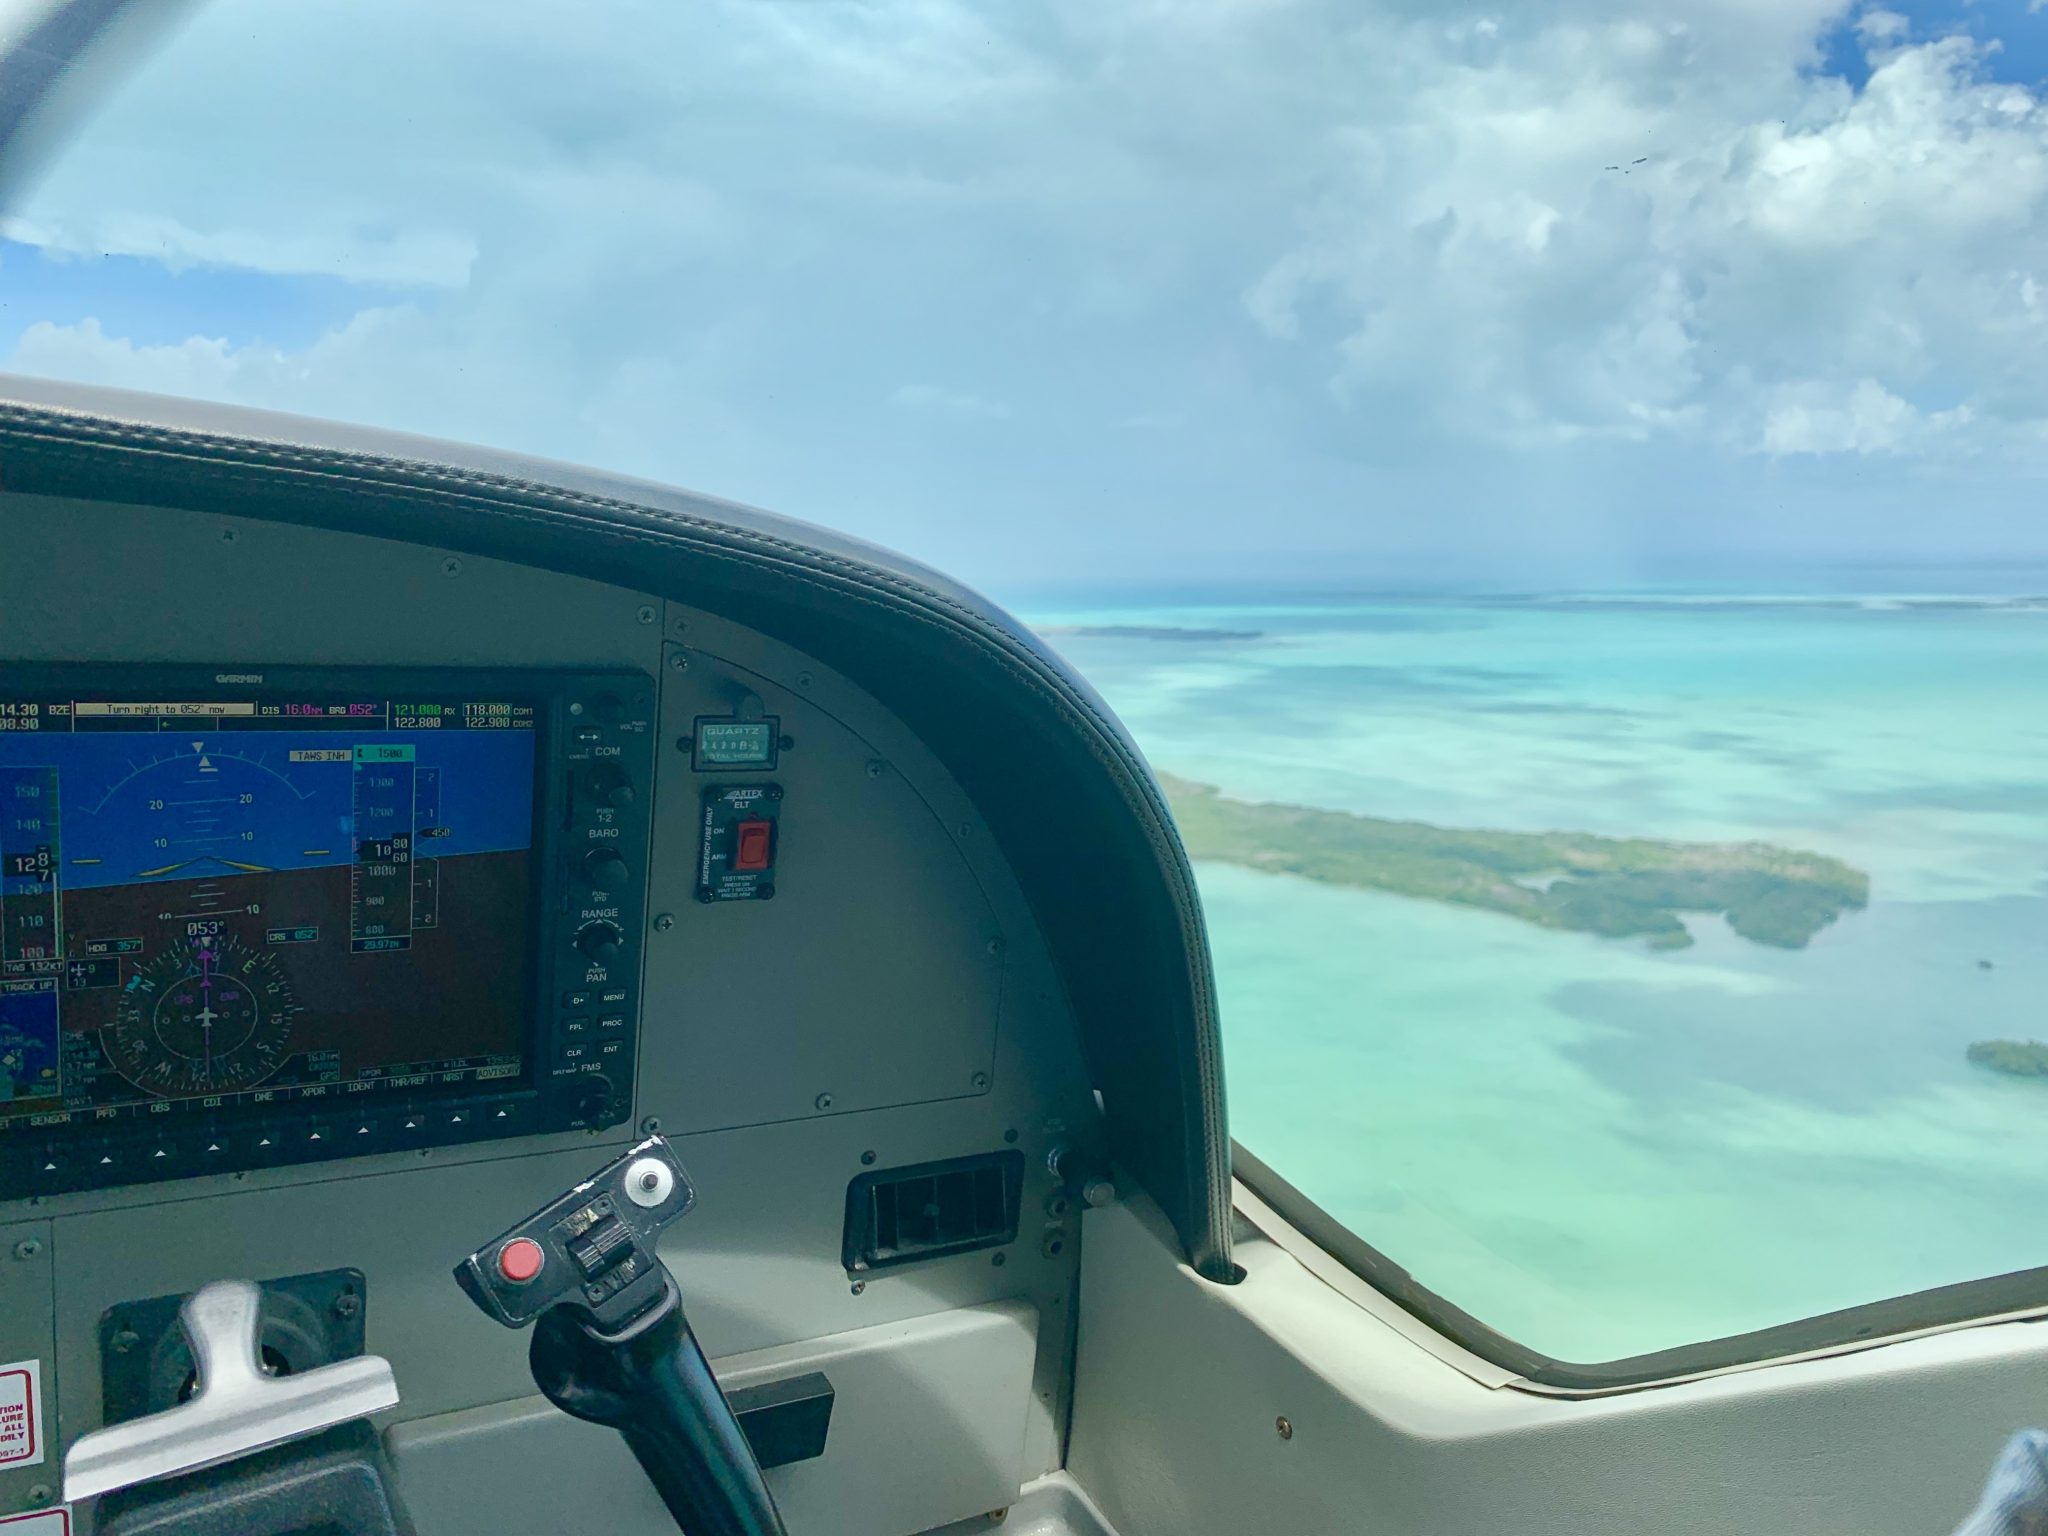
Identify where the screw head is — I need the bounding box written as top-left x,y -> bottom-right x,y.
670,652 -> 691,672
440,556 -> 462,577
865,760 -> 886,779
26,1483 -> 52,1507
971,1072 -> 990,1092
814,1092 -> 835,1111
1276,1415 -> 1294,1440
992,1251 -> 1007,1268
11,1238 -> 42,1261
654,913 -> 677,932
333,1292 -> 361,1321
850,1281 -> 866,1295
797,672 -> 815,689
219,527 -> 239,544
636,604 -> 657,625
639,1116 -> 664,1136
860,1150 -> 877,1165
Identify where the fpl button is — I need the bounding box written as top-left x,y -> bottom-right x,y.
735,818 -> 773,872
497,1237 -> 546,1285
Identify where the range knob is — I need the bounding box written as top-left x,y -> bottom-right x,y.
576,1075 -> 617,1123
575,921 -> 624,965
583,848 -> 631,890
583,764 -> 635,810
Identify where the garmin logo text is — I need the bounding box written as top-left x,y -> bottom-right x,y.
214,673 -> 264,684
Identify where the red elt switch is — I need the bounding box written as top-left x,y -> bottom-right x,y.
734,818 -> 774,872
497,1237 -> 545,1285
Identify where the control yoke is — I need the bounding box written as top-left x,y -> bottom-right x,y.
455,1135 -> 790,1536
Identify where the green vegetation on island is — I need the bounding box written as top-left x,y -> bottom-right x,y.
1159,774 -> 1869,951
1966,1040 -> 2048,1078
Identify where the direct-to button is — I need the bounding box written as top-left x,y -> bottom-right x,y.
563,990 -> 591,1009
734,818 -> 773,872
497,1237 -> 546,1285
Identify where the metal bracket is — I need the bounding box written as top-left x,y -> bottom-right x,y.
65,1280 -> 400,1504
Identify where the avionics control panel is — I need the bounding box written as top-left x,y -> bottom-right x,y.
0,663 -> 657,1198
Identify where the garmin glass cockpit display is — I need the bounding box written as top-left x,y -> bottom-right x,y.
0,665 -> 657,1195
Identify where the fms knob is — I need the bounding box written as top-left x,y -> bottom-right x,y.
575,921 -> 624,965
576,1075 -> 617,1123
583,848 -> 631,890
583,764 -> 635,810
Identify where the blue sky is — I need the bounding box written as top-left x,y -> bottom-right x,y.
2,0 -> 2046,594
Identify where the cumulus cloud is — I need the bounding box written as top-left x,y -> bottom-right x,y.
3,0 -> 2045,579
1244,12 -> 2048,457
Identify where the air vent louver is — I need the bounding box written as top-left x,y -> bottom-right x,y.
843,1150 -> 1026,1272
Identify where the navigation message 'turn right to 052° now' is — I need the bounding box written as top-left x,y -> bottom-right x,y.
0,685 -> 541,1133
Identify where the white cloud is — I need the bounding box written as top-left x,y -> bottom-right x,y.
1758,379 -> 1972,456
4,0 -> 2048,579
9,309 -> 420,409
1244,14 -> 2048,458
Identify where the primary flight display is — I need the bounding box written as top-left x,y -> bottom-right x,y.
0,683 -> 540,1128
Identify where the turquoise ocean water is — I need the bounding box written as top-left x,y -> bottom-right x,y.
1024,588 -> 2048,1362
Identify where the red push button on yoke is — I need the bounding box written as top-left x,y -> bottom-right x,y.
497,1237 -> 545,1284
734,819 -> 773,872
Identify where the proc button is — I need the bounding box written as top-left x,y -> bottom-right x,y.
497,1238 -> 545,1285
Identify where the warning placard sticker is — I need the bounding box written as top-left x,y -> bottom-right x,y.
0,1360 -> 42,1469
0,1510 -> 70,1532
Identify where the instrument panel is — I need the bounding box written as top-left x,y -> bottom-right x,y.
0,664 -> 657,1197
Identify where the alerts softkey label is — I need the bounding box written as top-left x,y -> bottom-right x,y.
0,1360 -> 41,1469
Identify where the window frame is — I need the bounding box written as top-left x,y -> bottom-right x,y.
1231,1141 -> 2048,1393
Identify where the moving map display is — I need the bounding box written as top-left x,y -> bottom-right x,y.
0,682 -> 540,1128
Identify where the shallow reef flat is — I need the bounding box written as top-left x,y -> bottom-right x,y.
1160,773 -> 1869,950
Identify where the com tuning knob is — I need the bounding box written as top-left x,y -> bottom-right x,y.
583,763 -> 636,810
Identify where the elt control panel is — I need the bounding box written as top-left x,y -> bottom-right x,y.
0,663 -> 657,1199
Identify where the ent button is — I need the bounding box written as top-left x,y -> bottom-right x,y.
497,1237 -> 545,1284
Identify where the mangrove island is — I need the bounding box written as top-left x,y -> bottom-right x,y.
1159,773 -> 1869,951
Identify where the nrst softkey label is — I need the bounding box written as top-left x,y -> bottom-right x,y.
0,1358 -> 42,1468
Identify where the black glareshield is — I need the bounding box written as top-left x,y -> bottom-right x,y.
454,1137 -> 789,1536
